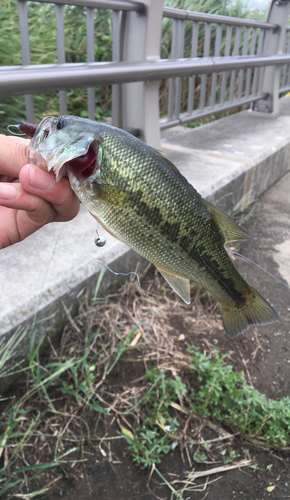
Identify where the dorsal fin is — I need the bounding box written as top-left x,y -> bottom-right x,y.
153,148 -> 181,174
156,267 -> 191,304
203,200 -> 250,243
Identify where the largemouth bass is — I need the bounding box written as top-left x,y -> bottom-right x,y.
26,115 -> 278,338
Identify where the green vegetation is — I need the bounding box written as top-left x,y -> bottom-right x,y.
127,347 -> 290,467
1,292 -> 289,498
0,0 -> 267,133
0,1 -> 112,133
189,347 -> 290,447
127,369 -> 184,466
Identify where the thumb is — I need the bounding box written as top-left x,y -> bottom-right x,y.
0,135 -> 30,177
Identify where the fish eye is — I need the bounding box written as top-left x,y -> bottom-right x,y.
57,118 -> 65,130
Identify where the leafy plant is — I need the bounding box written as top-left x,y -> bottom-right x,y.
125,347 -> 290,468
188,347 -> 290,447
128,427 -> 175,466
127,369 -> 183,466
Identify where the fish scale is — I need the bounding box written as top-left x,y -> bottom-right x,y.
28,115 -> 279,338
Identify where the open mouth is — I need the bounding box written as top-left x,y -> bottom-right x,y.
65,145 -> 97,182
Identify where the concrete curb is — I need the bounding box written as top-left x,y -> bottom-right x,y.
1,97 -> 290,363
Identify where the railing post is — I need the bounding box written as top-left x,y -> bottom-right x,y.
119,0 -> 163,148
251,0 -> 290,116
18,0 -> 35,123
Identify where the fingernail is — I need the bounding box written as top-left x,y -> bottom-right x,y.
0,184 -> 17,200
29,166 -> 55,191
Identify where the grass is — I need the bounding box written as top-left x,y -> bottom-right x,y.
1,0 -> 268,134
0,327 -> 27,380
0,268 -> 289,499
0,1 -> 112,133
125,347 -> 290,468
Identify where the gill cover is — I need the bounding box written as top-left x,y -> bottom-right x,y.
29,116 -> 97,181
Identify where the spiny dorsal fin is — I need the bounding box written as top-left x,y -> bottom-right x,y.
156,267 -> 191,304
203,200 -> 250,243
153,148 -> 181,174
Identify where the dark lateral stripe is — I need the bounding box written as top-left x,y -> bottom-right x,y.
179,233 -> 247,306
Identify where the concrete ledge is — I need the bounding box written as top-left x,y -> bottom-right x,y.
1,97 -> 290,360
162,98 -> 290,210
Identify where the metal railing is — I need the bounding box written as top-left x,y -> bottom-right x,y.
15,0 -> 147,124
1,0 -> 290,148
161,7 -> 277,129
279,26 -> 290,94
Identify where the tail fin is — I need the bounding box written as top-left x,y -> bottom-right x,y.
220,286 -> 278,338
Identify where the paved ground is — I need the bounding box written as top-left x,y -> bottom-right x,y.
234,170 -> 290,401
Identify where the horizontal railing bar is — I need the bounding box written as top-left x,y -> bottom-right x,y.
279,85 -> 290,93
163,6 -> 276,30
160,93 -> 268,130
2,54 -> 290,96
18,0 -> 146,13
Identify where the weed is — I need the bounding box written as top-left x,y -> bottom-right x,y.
0,327 -> 27,380
125,346 -> 290,468
128,427 -> 174,466
220,447 -> 240,464
193,448 -> 208,463
0,271 -> 288,498
127,370 -> 184,466
188,347 -> 290,447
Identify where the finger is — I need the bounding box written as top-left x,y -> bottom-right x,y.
19,164 -> 80,221
0,204 -> 51,249
16,209 -> 55,244
0,135 -> 30,177
0,183 -> 58,248
0,182 -> 57,226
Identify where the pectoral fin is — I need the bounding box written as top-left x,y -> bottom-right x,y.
92,181 -> 136,206
156,267 -> 191,304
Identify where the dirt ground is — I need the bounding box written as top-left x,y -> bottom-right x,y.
3,172 -> 290,500
50,173 -> 290,499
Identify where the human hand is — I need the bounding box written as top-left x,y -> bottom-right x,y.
0,134 -> 79,249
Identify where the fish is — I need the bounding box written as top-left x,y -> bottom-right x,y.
26,115 -> 278,338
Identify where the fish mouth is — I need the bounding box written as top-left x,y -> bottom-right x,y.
29,115 -> 99,182
64,145 -> 97,183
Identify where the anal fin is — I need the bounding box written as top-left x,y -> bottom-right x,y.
156,267 -> 191,304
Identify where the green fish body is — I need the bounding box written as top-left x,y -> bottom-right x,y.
29,115 -> 278,337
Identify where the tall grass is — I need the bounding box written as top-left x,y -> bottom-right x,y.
0,1 -> 112,132
0,0 -> 267,133
161,0 -> 267,118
